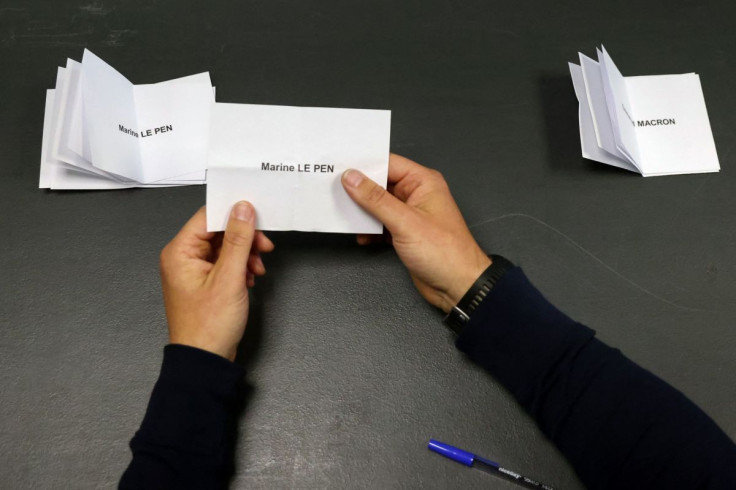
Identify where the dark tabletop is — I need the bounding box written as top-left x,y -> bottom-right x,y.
1,1 -> 735,488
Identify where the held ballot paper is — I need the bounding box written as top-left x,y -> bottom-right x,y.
569,47 -> 719,176
206,103 -> 391,233
40,49 -> 213,189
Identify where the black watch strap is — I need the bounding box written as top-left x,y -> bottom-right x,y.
443,254 -> 513,335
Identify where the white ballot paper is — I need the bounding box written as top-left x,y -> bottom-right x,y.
206,103 -> 391,233
40,49 -> 214,189
82,50 -> 213,183
569,47 -> 719,176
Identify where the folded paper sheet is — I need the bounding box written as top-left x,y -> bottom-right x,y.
206,103 -> 391,233
569,47 -> 719,176
40,49 -> 213,189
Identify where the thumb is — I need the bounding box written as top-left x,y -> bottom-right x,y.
213,201 -> 256,285
341,169 -> 412,233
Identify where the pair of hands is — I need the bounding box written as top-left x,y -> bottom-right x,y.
160,154 -> 490,360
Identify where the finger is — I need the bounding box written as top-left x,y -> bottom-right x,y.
212,230 -> 273,264
247,271 -> 255,288
254,231 -> 275,253
386,154 -> 447,203
248,253 -> 266,275
342,169 -> 416,233
175,206 -> 214,241
211,201 -> 256,285
356,233 -> 390,245
170,206 -> 217,260
387,153 -> 426,184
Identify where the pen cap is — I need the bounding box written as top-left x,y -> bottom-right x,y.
428,439 -> 475,466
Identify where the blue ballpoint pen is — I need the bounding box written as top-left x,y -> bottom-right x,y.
428,439 -> 556,490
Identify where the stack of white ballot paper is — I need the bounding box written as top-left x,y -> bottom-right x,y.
206,103 -> 391,233
40,49 -> 214,189
569,47 -> 719,176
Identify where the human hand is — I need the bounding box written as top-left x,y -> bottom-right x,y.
159,203 -> 275,361
341,154 -> 490,313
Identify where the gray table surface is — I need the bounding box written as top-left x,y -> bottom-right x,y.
1,1 -> 735,488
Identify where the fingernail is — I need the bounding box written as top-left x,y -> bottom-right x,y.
343,169 -> 364,188
233,201 -> 253,222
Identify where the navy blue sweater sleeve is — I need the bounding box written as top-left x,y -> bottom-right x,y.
119,344 -> 246,490
456,267 -> 736,489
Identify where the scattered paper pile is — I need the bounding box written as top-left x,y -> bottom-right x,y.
569,47 -> 719,176
40,50 -> 214,189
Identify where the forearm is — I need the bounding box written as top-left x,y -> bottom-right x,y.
455,267 -> 736,489
120,345 -> 245,490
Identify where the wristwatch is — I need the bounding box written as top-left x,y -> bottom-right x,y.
443,254 -> 513,335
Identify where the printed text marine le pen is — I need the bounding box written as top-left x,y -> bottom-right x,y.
261,162 -> 335,173
118,124 -> 174,138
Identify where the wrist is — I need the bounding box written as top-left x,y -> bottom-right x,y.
169,333 -> 238,362
443,254 -> 514,334
443,252 -> 492,312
